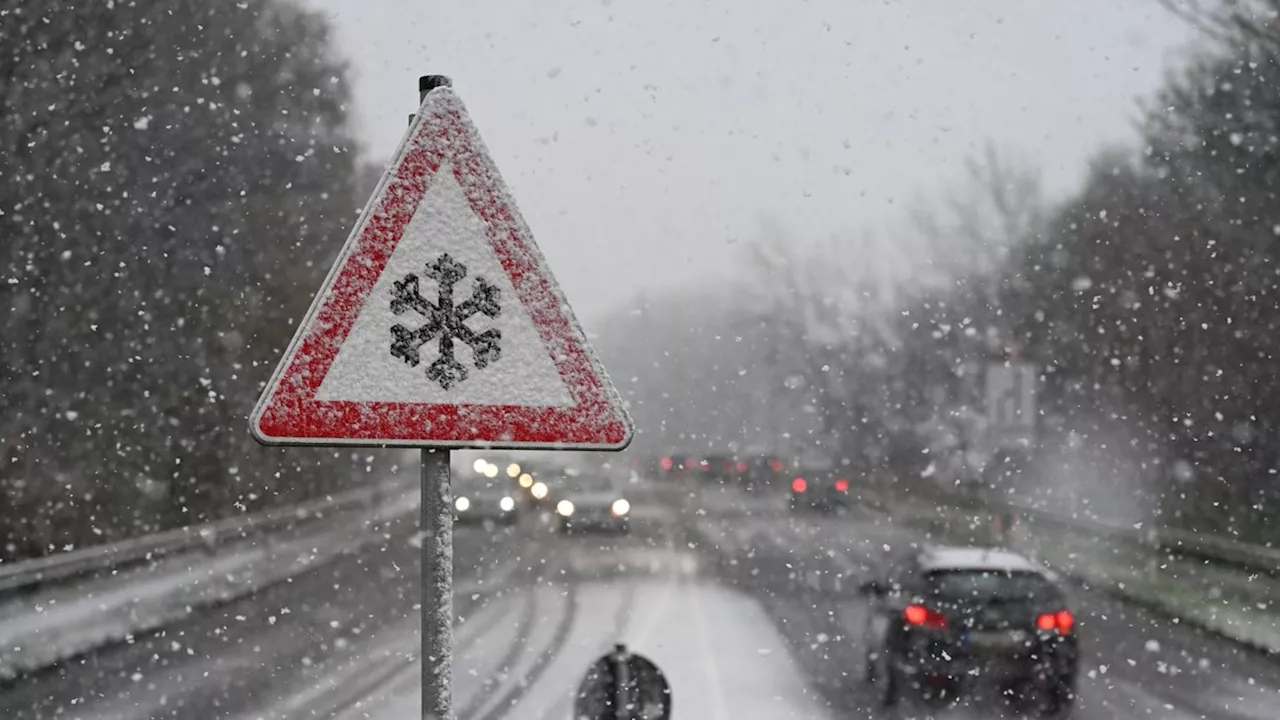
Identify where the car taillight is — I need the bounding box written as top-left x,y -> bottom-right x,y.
770,460 -> 784,473
834,478 -> 849,492
1037,610 -> 1075,635
1057,610 -> 1075,634
660,457 -> 673,472
904,604 -> 948,630
736,462 -> 748,473
792,477 -> 807,493
686,457 -> 697,470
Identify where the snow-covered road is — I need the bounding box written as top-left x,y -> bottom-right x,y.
332,578 -> 834,720
6,481 -> 1280,720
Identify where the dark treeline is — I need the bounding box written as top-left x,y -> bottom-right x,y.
0,0 -> 387,561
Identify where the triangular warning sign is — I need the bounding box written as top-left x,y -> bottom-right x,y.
250,86 -> 633,450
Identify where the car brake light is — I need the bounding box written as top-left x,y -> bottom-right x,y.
1056,610 -> 1075,635
736,462 -> 748,473
904,604 -> 948,630
792,477 -> 807,493
834,478 -> 849,492
660,457 -> 673,472
1037,610 -> 1075,635
770,460 -> 784,472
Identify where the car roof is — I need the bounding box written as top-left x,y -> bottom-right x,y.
917,546 -> 1043,574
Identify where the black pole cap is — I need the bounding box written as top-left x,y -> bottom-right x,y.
420,75 -> 453,94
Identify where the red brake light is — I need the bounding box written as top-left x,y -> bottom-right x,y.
770,460 -> 784,472
834,478 -> 850,492
736,462 -> 748,473
686,457 -> 697,469
660,457 -> 673,472
904,604 -> 948,630
1056,610 -> 1075,635
792,477 -> 807,493
1037,611 -> 1075,635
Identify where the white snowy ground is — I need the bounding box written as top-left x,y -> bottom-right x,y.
331,579 -> 834,720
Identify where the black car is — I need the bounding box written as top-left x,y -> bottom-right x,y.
788,469 -> 851,513
858,546 -> 1077,716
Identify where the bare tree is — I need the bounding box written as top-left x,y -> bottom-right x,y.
906,141 -> 1046,285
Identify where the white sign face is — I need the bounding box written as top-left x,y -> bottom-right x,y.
985,362 -> 1036,442
314,163 -> 574,407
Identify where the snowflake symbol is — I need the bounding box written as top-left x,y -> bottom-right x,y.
390,253 -> 501,390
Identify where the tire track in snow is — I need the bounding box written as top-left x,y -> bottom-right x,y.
456,588 -> 539,719
472,581 -> 580,720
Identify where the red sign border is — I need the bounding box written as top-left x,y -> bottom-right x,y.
250,89 -> 633,449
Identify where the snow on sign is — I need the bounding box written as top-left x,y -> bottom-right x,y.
250,86 -> 633,449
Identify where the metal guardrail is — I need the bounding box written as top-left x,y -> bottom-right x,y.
0,480 -> 398,595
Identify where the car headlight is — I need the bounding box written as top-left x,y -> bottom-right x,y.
455,497 -> 470,512
611,498 -> 630,516
556,500 -> 575,517
499,496 -> 515,512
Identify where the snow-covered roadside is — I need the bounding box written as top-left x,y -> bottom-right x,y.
0,487 -> 418,680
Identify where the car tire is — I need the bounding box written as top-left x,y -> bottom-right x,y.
867,649 -> 898,708
1037,684 -> 1076,719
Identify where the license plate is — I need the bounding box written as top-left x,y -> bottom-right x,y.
966,630 -> 1024,648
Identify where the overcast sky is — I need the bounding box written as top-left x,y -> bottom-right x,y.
303,0 -> 1198,321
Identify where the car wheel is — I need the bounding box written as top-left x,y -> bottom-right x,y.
868,648 -> 898,708
1036,683 -> 1076,719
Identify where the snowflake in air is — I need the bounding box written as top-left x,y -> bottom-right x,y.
390,253 -> 501,390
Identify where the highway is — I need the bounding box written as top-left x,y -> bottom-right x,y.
2,481 -> 1278,719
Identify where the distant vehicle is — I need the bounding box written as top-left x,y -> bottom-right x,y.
702,453 -> 737,483
657,453 -> 703,477
739,454 -> 788,493
858,546 -> 1078,717
554,473 -> 631,534
454,481 -> 519,526
788,466 -> 850,513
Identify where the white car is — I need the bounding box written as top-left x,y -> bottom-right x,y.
554,475 -> 631,534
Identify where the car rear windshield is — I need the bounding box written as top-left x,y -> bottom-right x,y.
925,569 -> 1060,603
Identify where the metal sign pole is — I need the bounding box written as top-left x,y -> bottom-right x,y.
413,75 -> 457,720
421,448 -> 453,719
